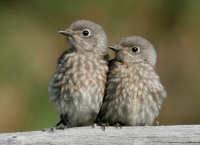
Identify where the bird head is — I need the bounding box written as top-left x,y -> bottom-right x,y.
109,36 -> 157,67
59,20 -> 108,53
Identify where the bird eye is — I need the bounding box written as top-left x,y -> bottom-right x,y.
131,47 -> 140,53
82,29 -> 90,37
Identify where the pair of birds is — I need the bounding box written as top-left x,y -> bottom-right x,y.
48,20 -> 166,129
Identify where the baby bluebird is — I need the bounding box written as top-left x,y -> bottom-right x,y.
48,20 -> 109,128
99,36 -> 166,126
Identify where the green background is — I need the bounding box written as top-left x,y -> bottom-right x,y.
0,0 -> 200,133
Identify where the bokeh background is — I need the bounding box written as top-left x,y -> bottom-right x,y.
0,0 -> 200,133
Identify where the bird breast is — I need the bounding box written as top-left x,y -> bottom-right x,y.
50,52 -> 109,116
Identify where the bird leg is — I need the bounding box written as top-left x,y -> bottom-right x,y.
101,122 -> 109,131
155,121 -> 159,126
92,123 -> 97,128
101,123 -> 106,131
154,121 -> 164,126
115,122 -> 123,129
42,114 -> 68,132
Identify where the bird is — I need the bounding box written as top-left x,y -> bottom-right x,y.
99,36 -> 166,127
48,20 -> 109,129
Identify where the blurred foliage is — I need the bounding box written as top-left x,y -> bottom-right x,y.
0,0 -> 200,133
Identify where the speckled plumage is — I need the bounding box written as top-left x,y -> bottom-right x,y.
49,20 -> 109,127
100,36 -> 166,126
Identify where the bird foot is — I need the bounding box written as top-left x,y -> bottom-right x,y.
101,123 -> 109,131
115,123 -> 123,129
92,123 -> 97,128
42,126 -> 65,133
155,121 -> 159,126
42,114 -> 68,132
101,123 -> 106,131
155,121 -> 164,126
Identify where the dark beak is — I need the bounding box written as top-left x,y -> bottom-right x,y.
108,45 -> 131,56
59,29 -> 73,37
108,45 -> 121,52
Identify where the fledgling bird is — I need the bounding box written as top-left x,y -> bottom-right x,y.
99,36 -> 166,126
48,20 -> 109,128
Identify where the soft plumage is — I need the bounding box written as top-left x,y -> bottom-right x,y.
49,20 -> 109,127
100,36 -> 166,126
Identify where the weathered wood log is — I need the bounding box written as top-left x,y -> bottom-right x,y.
0,125 -> 200,144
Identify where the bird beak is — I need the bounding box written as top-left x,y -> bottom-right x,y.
108,45 -> 132,56
108,45 -> 121,52
59,29 -> 73,37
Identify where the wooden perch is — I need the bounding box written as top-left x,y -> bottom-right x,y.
0,125 -> 200,144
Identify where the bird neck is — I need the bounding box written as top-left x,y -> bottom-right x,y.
115,60 -> 156,70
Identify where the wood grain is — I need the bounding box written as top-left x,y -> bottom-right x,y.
0,125 -> 200,145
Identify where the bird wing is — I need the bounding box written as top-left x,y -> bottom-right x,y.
56,49 -> 74,67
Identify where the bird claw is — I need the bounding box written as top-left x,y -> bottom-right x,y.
101,123 -> 106,131
55,126 -> 65,130
154,121 -> 164,126
100,123 -> 109,131
42,126 -> 65,133
49,127 -> 57,133
115,123 -> 122,129
42,114 -> 67,132
42,127 -> 56,133
92,123 -> 97,128
155,121 -> 159,126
